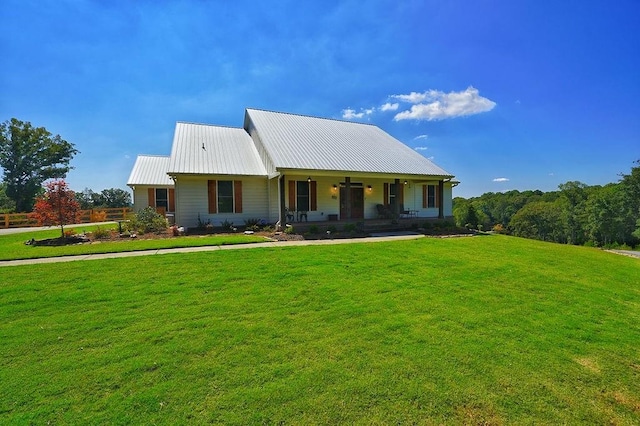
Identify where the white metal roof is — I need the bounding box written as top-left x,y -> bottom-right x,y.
167,122 -> 267,176
244,109 -> 453,178
127,155 -> 173,186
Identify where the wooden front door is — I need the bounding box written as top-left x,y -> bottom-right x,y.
340,187 -> 364,220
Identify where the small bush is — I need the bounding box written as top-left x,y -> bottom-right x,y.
220,219 -> 234,231
196,213 -> 211,229
492,223 -> 505,234
92,226 -> 111,239
343,223 -> 357,233
327,225 -> 337,233
128,207 -> 168,234
90,210 -> 107,222
244,218 -> 261,232
309,225 -> 319,234
284,225 -> 295,234
64,229 -> 77,238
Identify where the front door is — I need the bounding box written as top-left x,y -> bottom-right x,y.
340,187 -> 364,220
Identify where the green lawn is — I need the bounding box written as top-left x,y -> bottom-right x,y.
1,235 -> 639,424
0,225 -> 267,261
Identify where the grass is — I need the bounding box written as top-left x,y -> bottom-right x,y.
0,225 -> 268,261
1,235 -> 639,424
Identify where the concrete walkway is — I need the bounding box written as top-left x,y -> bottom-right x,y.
0,233 -> 425,267
0,222 -> 118,235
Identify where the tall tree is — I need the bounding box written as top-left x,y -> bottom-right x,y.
95,188 -> 132,208
509,201 -> 564,242
75,187 -> 96,210
31,179 -> 81,238
585,184 -> 627,246
618,160 -> 640,242
557,181 -> 589,245
0,118 -> 78,212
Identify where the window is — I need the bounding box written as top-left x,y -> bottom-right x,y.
423,184 -> 439,208
288,180 -> 317,211
147,187 -> 174,212
296,181 -> 310,211
389,183 -> 397,208
155,188 -> 168,210
217,181 -> 234,213
208,180 -> 243,214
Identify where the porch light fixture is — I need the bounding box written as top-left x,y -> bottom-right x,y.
307,176 -> 312,183
367,185 -> 372,191
404,180 -> 408,185
332,184 -> 338,191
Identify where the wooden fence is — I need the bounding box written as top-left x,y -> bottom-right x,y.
0,207 -> 132,229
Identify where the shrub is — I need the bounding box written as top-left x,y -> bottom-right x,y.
92,226 -> 111,239
220,219 -> 234,231
90,210 -> 107,222
309,225 -> 319,234
64,229 -> 77,238
343,223 -> 357,233
128,207 -> 168,234
244,218 -> 261,232
492,223 -> 505,234
284,225 -> 295,234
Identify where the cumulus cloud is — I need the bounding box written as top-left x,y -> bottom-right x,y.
392,87 -> 496,121
414,146 -> 428,151
493,177 -> 509,182
380,102 -> 399,111
342,108 -> 364,120
342,107 -> 375,120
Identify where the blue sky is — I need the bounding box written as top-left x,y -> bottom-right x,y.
2,0 -> 639,198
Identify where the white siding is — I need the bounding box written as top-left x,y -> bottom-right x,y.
174,176 -> 270,228
132,186 -> 150,212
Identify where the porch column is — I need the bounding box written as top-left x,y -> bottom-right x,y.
438,179 -> 444,219
344,177 -> 352,221
279,175 -> 286,224
394,178 -> 401,217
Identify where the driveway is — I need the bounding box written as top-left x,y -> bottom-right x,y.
608,249 -> 640,259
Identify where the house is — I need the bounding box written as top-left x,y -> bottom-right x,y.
127,108 -> 457,228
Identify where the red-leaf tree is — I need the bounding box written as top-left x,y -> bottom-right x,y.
31,179 -> 81,238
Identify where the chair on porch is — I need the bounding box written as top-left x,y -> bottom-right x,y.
285,207 -> 295,223
297,210 -> 308,221
399,203 -> 411,218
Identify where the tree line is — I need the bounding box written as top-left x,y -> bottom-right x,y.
0,118 -> 131,213
453,161 -> 640,248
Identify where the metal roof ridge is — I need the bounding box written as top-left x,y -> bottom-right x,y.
245,108 -> 379,127
175,121 -> 245,130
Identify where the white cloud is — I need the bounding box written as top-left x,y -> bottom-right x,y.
342,107 -> 375,120
342,108 -> 364,120
414,146 -> 428,151
392,87 -> 496,121
380,102 -> 399,111
391,91 -> 433,103
413,134 -> 428,140
493,177 -> 509,182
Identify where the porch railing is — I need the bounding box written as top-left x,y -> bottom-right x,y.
0,207 -> 132,229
